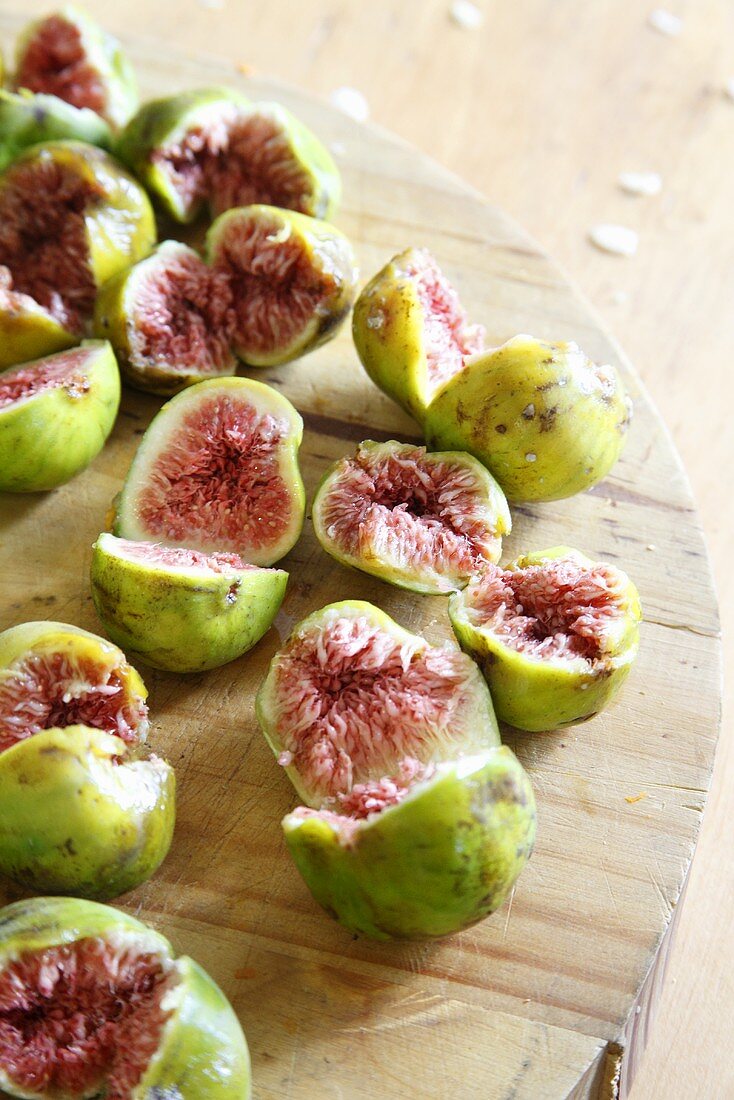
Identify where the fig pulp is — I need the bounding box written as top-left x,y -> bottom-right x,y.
352,247 -> 485,423
312,440 -> 510,594
13,7 -> 139,128
91,534 -> 288,673
424,335 -> 633,502
114,377 -> 306,565
0,88 -> 111,172
0,621 -> 175,898
0,896 -> 251,1099
206,204 -> 358,367
0,341 -> 120,492
449,547 -> 642,731
117,86 -> 340,223
0,140 -> 155,369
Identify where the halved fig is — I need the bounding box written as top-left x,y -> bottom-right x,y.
256,600 -> 500,808
0,88 -> 111,172
206,203 -> 358,367
424,335 -> 633,502
312,440 -> 510,594
0,896 -> 251,1099
0,341 -> 120,492
116,86 -> 340,223
114,377 -> 305,566
0,621 -> 175,898
352,247 -> 485,424
13,6 -> 139,128
449,547 -> 642,731
94,240 -> 237,395
0,140 -> 155,366
91,533 -> 288,673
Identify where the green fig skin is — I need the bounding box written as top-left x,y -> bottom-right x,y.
0,897 -> 252,1100
283,747 -> 536,941
0,341 -> 120,493
424,335 -> 632,502
0,297 -> 76,371
0,89 -> 111,172
0,725 -> 175,900
90,533 -> 289,673
449,547 -> 642,732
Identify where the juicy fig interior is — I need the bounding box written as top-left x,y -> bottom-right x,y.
0,348 -> 91,410
14,14 -> 106,114
462,557 -> 629,663
0,937 -> 176,1099
115,538 -> 253,573
0,647 -> 148,755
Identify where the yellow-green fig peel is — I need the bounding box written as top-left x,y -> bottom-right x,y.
0,88 -> 111,172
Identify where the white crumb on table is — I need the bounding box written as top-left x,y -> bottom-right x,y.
589,224 -> 639,257
618,170 -> 662,197
610,289 -> 629,305
725,78 -> 734,102
450,0 -> 484,29
329,87 -> 370,123
647,9 -> 683,36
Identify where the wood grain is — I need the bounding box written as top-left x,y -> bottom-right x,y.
0,7 -> 726,1097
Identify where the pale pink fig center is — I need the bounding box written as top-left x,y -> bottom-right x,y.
14,15 -> 107,114
0,937 -> 175,1099
113,538 -> 253,573
0,348 -> 91,410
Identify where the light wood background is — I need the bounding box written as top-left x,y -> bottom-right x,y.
1,1 -> 731,1096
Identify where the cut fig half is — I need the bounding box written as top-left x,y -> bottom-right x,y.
0,88 -> 111,172
94,240 -> 237,395
13,7 -> 139,128
0,896 -> 251,1099
312,440 -> 510,594
449,547 -> 642,731
352,247 -> 485,424
206,203 -> 358,367
114,377 -> 305,565
117,87 -> 340,224
91,533 -> 289,673
0,341 -> 120,492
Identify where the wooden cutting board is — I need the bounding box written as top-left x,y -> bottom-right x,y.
0,26 -> 721,1100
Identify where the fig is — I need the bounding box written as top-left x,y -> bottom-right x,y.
13,6 -> 139,128
0,88 -> 111,172
352,247 -> 485,424
449,547 -> 642,731
206,203 -> 357,367
0,140 -> 155,367
94,240 -> 237,395
312,439 -> 510,594
0,621 -> 175,898
0,896 -> 251,1098
424,335 -> 633,502
0,340 -> 120,493
116,86 -> 340,224
114,377 -> 305,565
91,533 -> 288,673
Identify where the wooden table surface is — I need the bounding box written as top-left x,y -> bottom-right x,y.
4,1 -> 732,1095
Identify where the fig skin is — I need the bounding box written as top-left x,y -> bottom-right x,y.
0,341 -> 120,493
0,297 -> 76,372
424,335 -> 632,502
0,896 -> 252,1100
0,89 -> 111,172
284,747 -> 536,941
90,533 -> 289,673
449,547 -> 642,732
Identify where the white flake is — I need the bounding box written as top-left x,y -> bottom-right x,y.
450,0 -> 484,30
525,453 -> 537,463
724,78 -> 734,102
647,9 -> 682,36
329,87 -> 370,123
610,289 -> 629,305
618,170 -> 662,197
589,224 -> 639,258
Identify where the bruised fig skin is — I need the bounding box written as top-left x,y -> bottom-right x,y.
284,748 -> 536,941
0,341 -> 120,493
449,547 -> 642,732
0,621 -> 175,899
13,6 -> 139,128
114,377 -> 306,566
424,335 -> 633,502
116,86 -> 340,224
312,440 -> 511,594
91,534 -> 289,673
0,896 -> 252,1099
0,88 -> 111,172
352,247 -> 485,424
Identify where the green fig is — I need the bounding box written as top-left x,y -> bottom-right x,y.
0,341 -> 120,492
91,533 -> 288,673
116,86 -> 340,223
424,335 -> 632,502
206,203 -> 358,367
449,547 -> 642,731
0,896 -> 251,1098
114,377 -> 306,566
312,439 -> 510,594
352,247 -> 485,423
0,88 -> 111,171
13,6 -> 139,128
